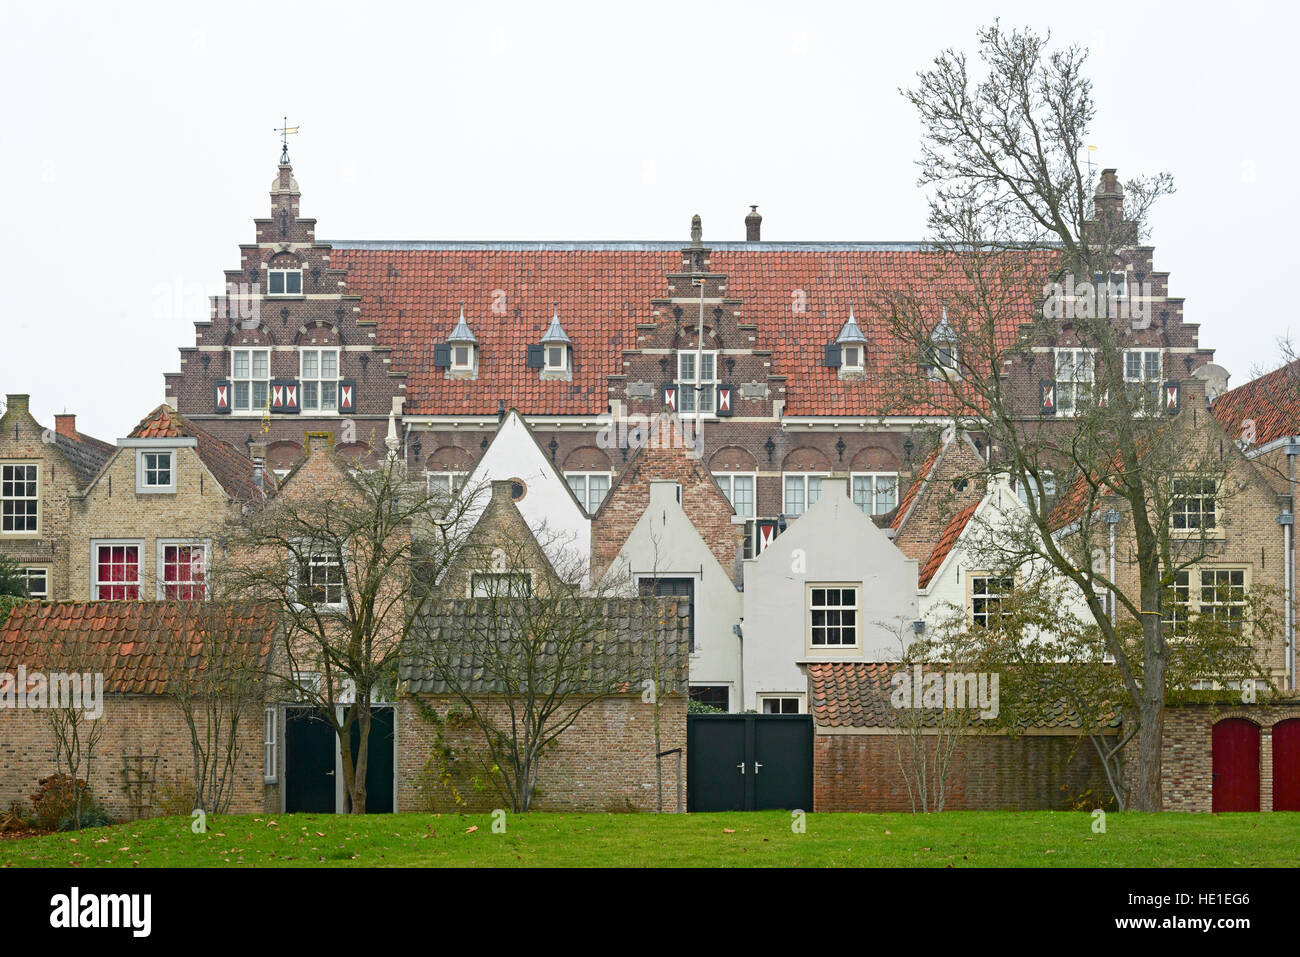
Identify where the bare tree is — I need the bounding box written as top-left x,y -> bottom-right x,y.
405,533 -> 686,813
878,21 -> 1242,809
223,449 -> 479,813
158,600 -> 272,814
43,636 -> 109,830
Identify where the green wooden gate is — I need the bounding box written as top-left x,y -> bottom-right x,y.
687,714 -> 813,812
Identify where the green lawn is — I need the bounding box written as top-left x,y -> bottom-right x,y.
1,810 -> 1296,867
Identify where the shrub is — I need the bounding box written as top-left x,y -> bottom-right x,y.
57,805 -> 115,831
30,774 -> 91,831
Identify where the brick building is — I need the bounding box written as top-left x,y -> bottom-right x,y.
0,394 -> 113,602
70,405 -> 267,602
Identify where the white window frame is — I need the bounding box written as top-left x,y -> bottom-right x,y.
969,572 -> 1014,628
1171,476 -> 1221,538
426,471 -> 468,497
18,566 -> 48,599
564,471 -> 611,515
292,548 -> 347,610
264,706 -> 278,783
156,539 -> 210,600
850,472 -> 899,516
266,268 -> 303,297
1016,471 -> 1057,509
713,472 -> 756,518
840,343 -> 865,372
450,342 -> 476,372
470,571 -> 533,598
807,583 -> 859,649
1054,348 -> 1095,416
758,693 -> 806,715
1166,566 -> 1249,638
930,342 -> 959,376
544,343 -> 569,372
299,347 -> 341,413
1,461 -> 40,535
783,472 -> 828,517
91,539 -> 144,601
135,449 -> 176,494
231,347 -> 271,413
1124,349 -> 1162,413
677,350 -> 719,417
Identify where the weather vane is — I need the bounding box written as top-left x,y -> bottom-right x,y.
274,117 -> 299,164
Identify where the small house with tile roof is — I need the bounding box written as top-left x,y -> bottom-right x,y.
68,404 -> 267,602
741,478 -> 920,715
0,393 -> 113,601
0,600 -> 278,818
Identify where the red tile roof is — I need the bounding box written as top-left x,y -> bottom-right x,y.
128,405 -> 268,500
890,445 -> 941,531
1212,358 -> 1300,450
0,601 -> 276,695
918,501 -> 979,587
332,244 -> 1048,417
807,661 -> 1115,729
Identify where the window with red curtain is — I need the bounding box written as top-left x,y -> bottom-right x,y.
95,544 -> 140,600
162,544 -> 207,599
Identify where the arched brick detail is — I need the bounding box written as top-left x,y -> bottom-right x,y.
268,250 -> 303,268
266,440 -> 303,472
426,444 -> 476,471
563,446 -> 611,471
293,323 -> 341,346
851,446 -> 898,472
709,445 -> 757,472
782,446 -> 832,472
223,324 -> 277,348
337,441 -> 380,467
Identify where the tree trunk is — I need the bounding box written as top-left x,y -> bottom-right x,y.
1129,581 -> 1166,811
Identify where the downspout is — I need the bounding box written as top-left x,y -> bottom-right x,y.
734,621 -> 744,714
1286,440 -> 1298,693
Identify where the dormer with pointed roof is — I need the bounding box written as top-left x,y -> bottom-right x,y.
834,305 -> 868,375
529,304 -> 573,381
435,306 -> 479,378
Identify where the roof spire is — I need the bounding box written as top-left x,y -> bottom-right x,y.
448,302 -> 477,343
541,302 -> 571,344
274,116 -> 299,165
836,303 -> 867,344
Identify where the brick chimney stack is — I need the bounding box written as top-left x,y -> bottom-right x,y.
54,413 -> 77,437
745,205 -> 762,242
5,394 -> 30,415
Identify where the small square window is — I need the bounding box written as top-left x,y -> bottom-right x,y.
545,345 -> 567,371
809,584 -> 858,646
268,269 -> 302,296
452,345 -> 473,369
141,451 -> 173,489
18,567 -> 47,598
841,345 -> 863,370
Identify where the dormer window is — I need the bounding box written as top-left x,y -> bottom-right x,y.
545,343 -> 568,372
530,307 -> 572,378
834,305 -> 867,375
928,310 -> 960,376
136,449 -> 176,493
437,306 -> 478,376
267,269 -> 303,296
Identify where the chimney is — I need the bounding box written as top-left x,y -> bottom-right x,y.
250,441 -> 268,494
305,432 -> 332,455
54,413 -> 77,438
5,394 -> 30,416
745,205 -> 762,242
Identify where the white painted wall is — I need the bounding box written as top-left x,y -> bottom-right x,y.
741,478 -> 920,712
602,480 -> 743,710
459,411 -> 591,583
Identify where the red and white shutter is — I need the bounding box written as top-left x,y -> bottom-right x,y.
716,384 -> 734,417
213,381 -> 231,414
662,383 -> 677,412
339,380 -> 356,414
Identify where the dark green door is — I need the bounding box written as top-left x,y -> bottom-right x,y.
285,707 -> 336,813
347,706 -> 395,813
688,714 -> 813,811
687,716 -> 747,811
754,716 -> 814,811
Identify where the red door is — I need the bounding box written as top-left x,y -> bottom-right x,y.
1212,718 -> 1260,812
1272,719 -> 1300,812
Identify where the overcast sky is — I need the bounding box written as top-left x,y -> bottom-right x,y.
1,0 -> 1294,439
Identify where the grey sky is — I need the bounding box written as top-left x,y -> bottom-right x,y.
2,0 -> 1294,439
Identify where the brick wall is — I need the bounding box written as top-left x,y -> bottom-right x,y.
70,445 -> 239,600
0,694 -> 268,819
397,694 -> 686,812
591,420 -> 743,583
1146,703 -> 1300,812
814,729 -> 1116,811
